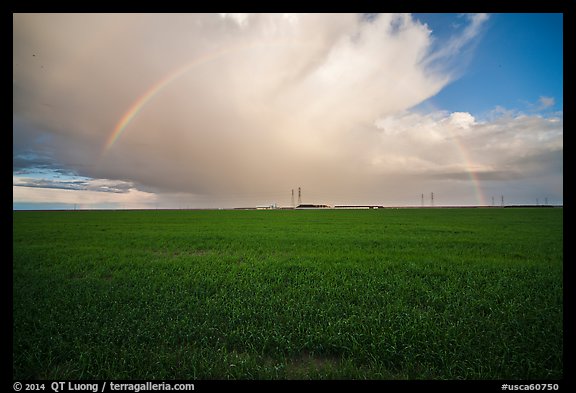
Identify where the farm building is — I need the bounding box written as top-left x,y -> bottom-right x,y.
296,204 -> 333,209
334,205 -> 384,209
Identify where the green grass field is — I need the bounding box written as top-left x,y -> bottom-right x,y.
13,208 -> 563,379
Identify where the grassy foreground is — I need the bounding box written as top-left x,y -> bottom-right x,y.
13,208 -> 562,379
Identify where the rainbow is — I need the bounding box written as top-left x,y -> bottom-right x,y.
451,134 -> 487,206
103,42 -> 488,206
104,64 -> 188,152
103,49 -> 232,153
103,40 -> 304,154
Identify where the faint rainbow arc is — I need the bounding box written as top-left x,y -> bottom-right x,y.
103,40 -> 306,155
425,101 -> 488,206
451,135 -> 487,206
103,49 -> 229,154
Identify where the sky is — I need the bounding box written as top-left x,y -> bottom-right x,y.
13,13 -> 563,209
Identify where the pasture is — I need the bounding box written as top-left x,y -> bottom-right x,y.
12,208 -> 563,379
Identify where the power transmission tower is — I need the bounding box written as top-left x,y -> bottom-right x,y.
291,189 -> 294,207
431,192 -> 434,207
501,195 -> 504,207
298,187 -> 302,206
421,193 -> 424,207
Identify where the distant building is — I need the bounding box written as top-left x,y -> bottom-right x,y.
296,203 -> 333,209
334,205 -> 383,209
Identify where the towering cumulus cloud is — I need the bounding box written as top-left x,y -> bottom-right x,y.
13,14 -> 562,207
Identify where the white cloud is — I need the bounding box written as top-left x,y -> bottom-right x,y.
538,96 -> 555,110
424,13 -> 489,64
13,13 -> 561,207
447,112 -> 476,129
372,109 -> 562,180
218,13 -> 250,28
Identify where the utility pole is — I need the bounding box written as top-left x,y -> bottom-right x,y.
421,193 -> 424,207
431,192 -> 434,207
298,187 -> 302,206
291,189 -> 294,207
